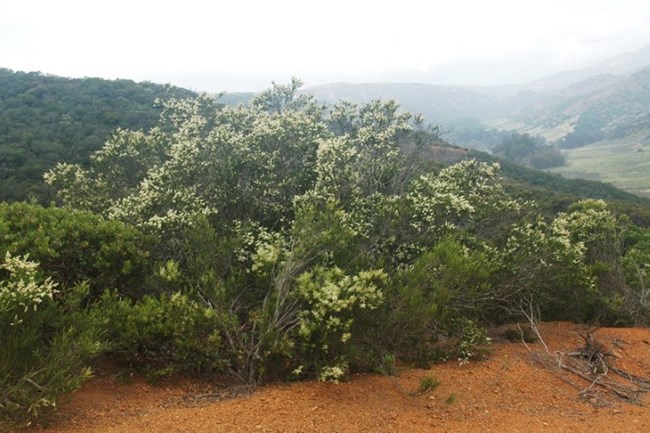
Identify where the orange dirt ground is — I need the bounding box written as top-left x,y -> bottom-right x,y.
29,322 -> 650,433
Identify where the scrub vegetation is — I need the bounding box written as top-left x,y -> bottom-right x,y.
2,79 -> 650,429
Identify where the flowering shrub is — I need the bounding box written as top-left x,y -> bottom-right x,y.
31,79 -> 650,401
0,202 -> 151,298
408,160 -> 519,239
499,217 -> 596,320
0,253 -> 57,325
295,266 -> 386,382
0,254 -> 102,428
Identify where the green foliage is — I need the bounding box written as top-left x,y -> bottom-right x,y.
469,150 -> 650,207
416,375 -> 440,394
528,146 -> 566,169
29,79 -> 650,398
374,239 -> 496,368
251,77 -> 315,114
290,198 -> 359,271
445,393 -> 458,404
407,160 -> 521,248
0,68 -> 194,202
449,317 -> 491,364
445,125 -> 564,169
0,254 -> 103,428
622,226 -> 650,322
5,76 -> 650,430
0,202 -> 152,298
46,91 -> 328,236
555,200 -> 635,324
100,291 -> 224,378
295,266 -> 386,382
492,132 -> 538,162
498,216 -> 597,320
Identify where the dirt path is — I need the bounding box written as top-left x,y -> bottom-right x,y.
31,323 -> 650,433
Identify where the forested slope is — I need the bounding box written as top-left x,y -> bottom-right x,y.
0,69 -> 195,202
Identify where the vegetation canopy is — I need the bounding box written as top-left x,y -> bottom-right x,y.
2,79 -> 650,428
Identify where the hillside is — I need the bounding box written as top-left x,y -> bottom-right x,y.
5,79 -> 650,431
296,47 -> 647,198
0,69 -> 195,202
488,66 -> 650,145
549,130 -> 650,198
307,65 -> 650,149
525,43 -> 650,91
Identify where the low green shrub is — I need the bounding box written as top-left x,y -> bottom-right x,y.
100,291 -> 225,378
381,239 -> 494,367
416,375 -> 440,394
448,317 -> 491,364
0,202 -> 152,299
445,393 -> 458,404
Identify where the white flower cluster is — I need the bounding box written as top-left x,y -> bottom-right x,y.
297,267 -> 386,381
0,253 -> 57,325
408,159 -> 517,234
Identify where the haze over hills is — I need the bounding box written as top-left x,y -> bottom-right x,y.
303,44 -> 650,196
487,65 -> 650,141
305,43 -> 650,130
305,82 -> 492,122
524,43 -> 650,91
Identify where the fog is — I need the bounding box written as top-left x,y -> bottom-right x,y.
2,0 -> 650,92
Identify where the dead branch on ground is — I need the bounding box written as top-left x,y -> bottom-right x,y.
518,299 -> 650,406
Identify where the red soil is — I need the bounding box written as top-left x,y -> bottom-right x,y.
29,323 -> 650,433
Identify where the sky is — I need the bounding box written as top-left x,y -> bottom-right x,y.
2,0 -> 650,92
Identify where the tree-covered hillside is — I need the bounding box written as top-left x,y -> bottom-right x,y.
0,69 -> 195,202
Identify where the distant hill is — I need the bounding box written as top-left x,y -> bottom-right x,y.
488,66 -> 650,145
525,44 -> 650,91
307,66 -> 650,147
0,69 -> 195,202
305,82 -> 492,123
305,45 -> 650,143
218,92 -> 254,105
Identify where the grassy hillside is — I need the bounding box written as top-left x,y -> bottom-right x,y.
549,130 -> 650,198
0,69 -> 195,202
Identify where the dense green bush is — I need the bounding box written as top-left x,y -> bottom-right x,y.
100,291 -> 225,378
0,254 -> 103,428
0,202 -> 152,298
380,239 -> 495,367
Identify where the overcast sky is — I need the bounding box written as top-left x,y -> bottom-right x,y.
2,0 -> 650,92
